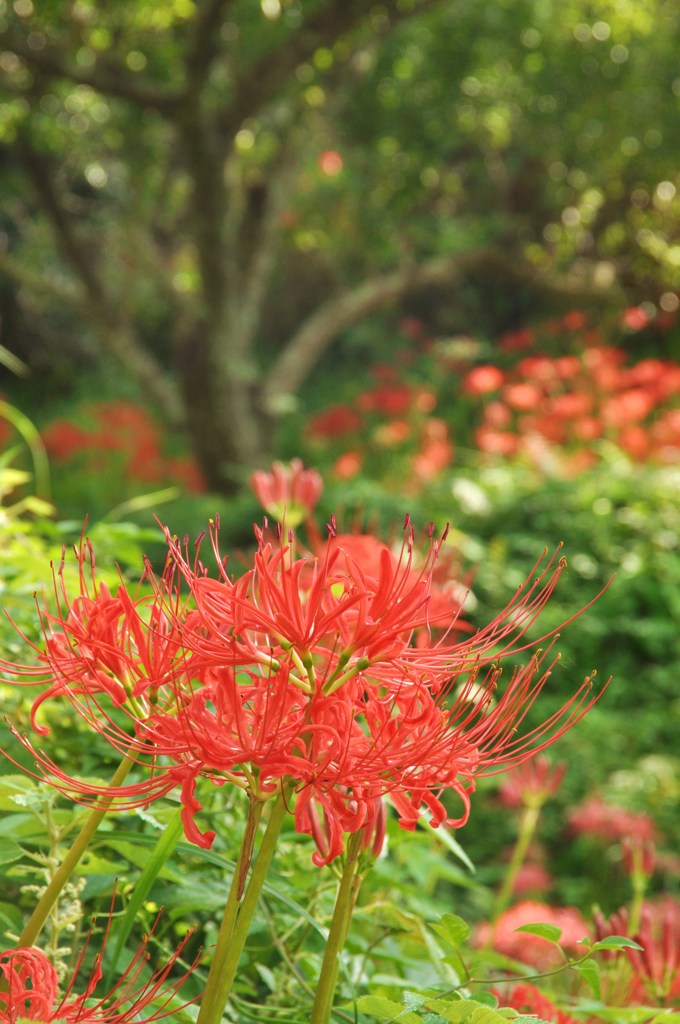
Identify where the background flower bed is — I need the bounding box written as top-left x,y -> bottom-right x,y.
0,372 -> 678,1017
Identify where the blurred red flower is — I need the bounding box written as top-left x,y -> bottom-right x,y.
462,365 -> 505,395
498,756 -> 567,809
308,404 -> 362,439
562,310 -> 588,331
621,306 -> 650,331
332,450 -> 362,478
357,385 -> 414,416
250,458 -> 323,526
568,796 -> 657,843
477,900 -> 588,970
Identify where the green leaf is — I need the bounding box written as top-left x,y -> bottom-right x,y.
431,913 -> 472,948
572,956 -> 602,999
0,776 -> 41,811
427,997 -> 517,1024
0,838 -> 24,865
404,991 -> 429,1012
515,922 -> 563,943
104,810 -> 185,984
591,935 -> 644,952
422,818 -> 476,873
504,1016 -> 555,1024
0,900 -> 24,941
355,994 -> 422,1021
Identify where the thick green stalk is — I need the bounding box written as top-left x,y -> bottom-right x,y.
489,802 -> 541,936
196,785 -> 291,1024
17,754 -> 134,949
105,807 -> 185,984
310,834 -> 363,1024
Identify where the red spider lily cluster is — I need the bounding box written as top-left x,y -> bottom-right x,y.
0,915 -> 197,1023
567,795 -> 658,843
41,400 -> 204,494
595,898 -> 680,1005
494,896 -> 680,1018
303,304 -> 680,490
2,465 -> 607,867
250,457 -> 324,529
462,325 -> 680,472
305,373 -> 449,487
497,755 -> 567,809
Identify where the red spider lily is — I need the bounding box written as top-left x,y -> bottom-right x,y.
250,459 -> 323,527
562,310 -> 588,331
306,404 -> 362,439
568,797 -> 657,844
462,365 -> 504,395
497,756 -> 567,809
594,900 -> 680,1005
510,861 -> 553,896
626,899 -> 680,1004
298,790 -> 388,866
622,836 -> 656,878
356,384 -> 414,416
0,916 -> 198,1022
0,536 -> 193,735
4,519 -> 608,864
332,451 -> 362,478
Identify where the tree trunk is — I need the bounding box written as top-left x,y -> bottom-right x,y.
175,320 -> 269,494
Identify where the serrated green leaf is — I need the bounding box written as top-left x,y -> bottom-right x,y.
515,922 -> 563,943
355,994 -> 422,1021
431,913 -> 472,948
428,997 -> 513,1024
404,991 -> 429,1012
572,956 -> 602,999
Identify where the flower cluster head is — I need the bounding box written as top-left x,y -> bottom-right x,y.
3,505 -> 607,866
0,918 -> 196,1023
568,796 -> 657,844
250,458 -> 323,529
497,755 -> 567,809
594,899 -> 680,1006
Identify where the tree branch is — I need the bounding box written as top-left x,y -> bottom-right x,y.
219,0 -> 441,138
16,133 -> 108,309
0,29 -> 181,113
262,247 -> 619,415
261,250 -> 487,414
12,134 -> 185,425
0,249 -> 88,313
185,0 -> 235,94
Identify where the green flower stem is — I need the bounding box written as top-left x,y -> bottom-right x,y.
628,864 -> 649,935
310,833 -> 364,1024
196,784 -> 292,1024
489,802 -> 542,936
16,754 -> 134,949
